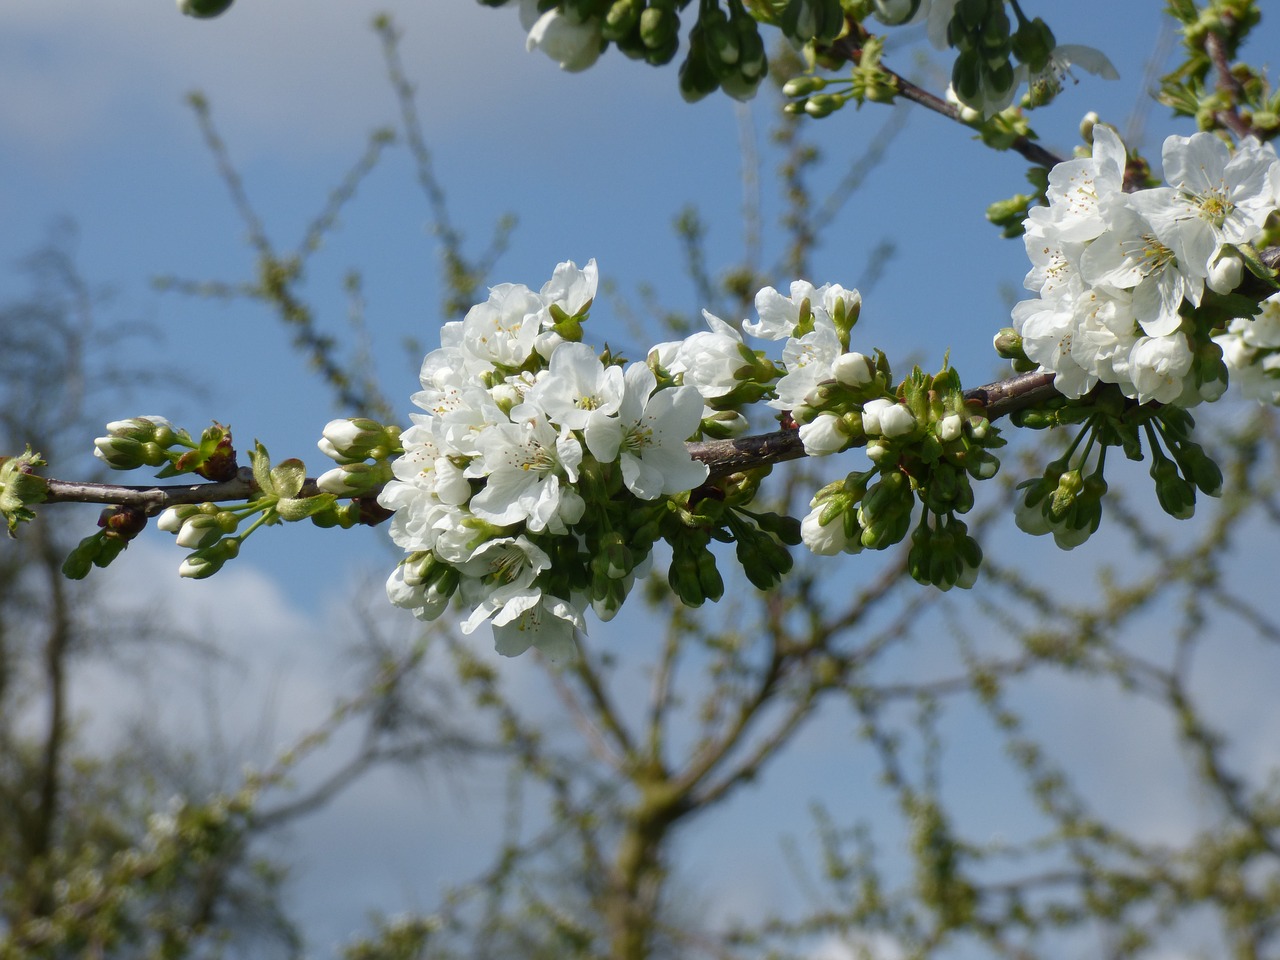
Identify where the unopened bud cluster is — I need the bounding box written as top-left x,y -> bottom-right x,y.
1012,387 -> 1223,548
797,356 -> 1001,591
94,417 -> 237,483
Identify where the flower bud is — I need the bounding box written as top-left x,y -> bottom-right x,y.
1079,111 -> 1099,143
937,413 -> 963,443
833,352 -> 874,387
320,418 -> 392,462
798,414 -> 849,456
105,416 -> 175,444
801,506 -> 852,555
93,436 -> 143,470
804,94 -> 841,119
861,397 -> 892,436
179,538 -> 239,579
176,514 -> 224,550
782,75 -> 828,98
1207,253 -> 1243,294
879,402 -> 916,438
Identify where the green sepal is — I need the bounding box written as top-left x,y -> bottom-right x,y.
250,441 -> 276,497
1235,241 -> 1280,288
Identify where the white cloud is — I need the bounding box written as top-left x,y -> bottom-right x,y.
0,0 -> 552,162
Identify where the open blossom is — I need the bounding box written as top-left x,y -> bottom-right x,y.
1039,124 -> 1128,244
468,413 -> 584,533
1079,199 -> 1201,337
1132,133 -> 1279,278
771,319 -> 843,410
587,364 -> 709,500
1011,126 -> 1280,406
526,341 -> 624,432
658,310 -> 754,400
1024,44 -> 1118,107
380,258 -> 748,658
747,280 -> 825,340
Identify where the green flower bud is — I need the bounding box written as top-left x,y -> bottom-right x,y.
752,509 -> 802,546
93,436 -> 144,470
668,553 -> 705,607
1049,469 -> 1084,519
179,538 -> 240,579
104,416 -> 176,444
640,5 -> 677,49
62,535 -> 99,580
804,94 -> 842,118
176,514 -> 225,550
782,75 -> 829,98
602,0 -> 643,41
695,548 -> 724,603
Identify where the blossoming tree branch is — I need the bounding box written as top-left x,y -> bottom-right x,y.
6,0 -> 1280,659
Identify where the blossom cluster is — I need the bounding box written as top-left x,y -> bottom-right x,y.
378,261 -> 1006,658
1011,126 -> 1280,406
650,280 -> 999,582
377,260 -> 713,660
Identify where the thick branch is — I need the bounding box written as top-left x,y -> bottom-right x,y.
44,468 -> 316,512
823,36 -> 1067,171
34,241 -> 1280,512
690,369 -> 1058,479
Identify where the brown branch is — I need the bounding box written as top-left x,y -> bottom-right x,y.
823,36 -> 1067,171
1204,13 -> 1252,140
33,240 -> 1280,513
41,467 -> 333,513
32,369 -> 1059,508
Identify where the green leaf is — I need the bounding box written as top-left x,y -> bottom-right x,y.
250,441 -> 275,497
270,458 -> 307,500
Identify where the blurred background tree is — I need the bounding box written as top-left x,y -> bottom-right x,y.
4,4 -> 1280,959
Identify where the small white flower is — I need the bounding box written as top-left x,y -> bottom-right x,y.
745,281 -> 824,340
833,351 -> 874,387
1129,334 -> 1194,404
878,402 -> 916,438
1079,198 -> 1201,337
771,320 -> 843,410
588,364 -> 709,500
526,340 -> 625,432
801,505 -> 858,555
457,535 -> 551,635
1024,44 -> 1118,106
1132,132 -> 1280,279
457,282 -> 545,372
492,594 -> 584,661
1040,124 -> 1128,244
798,413 -> 849,456
469,415 -> 583,532
520,0 -> 603,72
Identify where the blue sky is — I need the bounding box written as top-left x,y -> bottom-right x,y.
6,2 -> 1280,957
